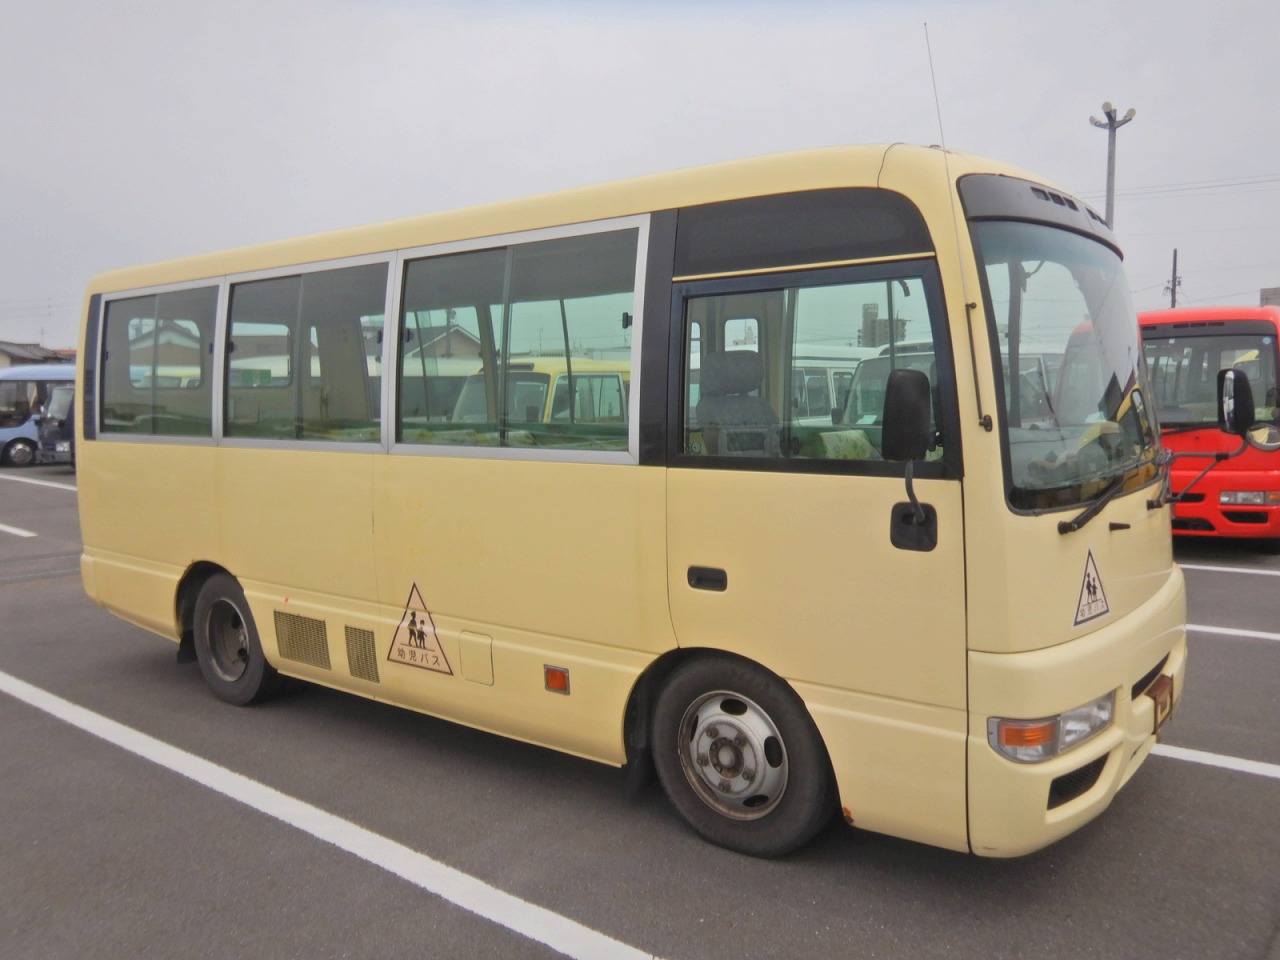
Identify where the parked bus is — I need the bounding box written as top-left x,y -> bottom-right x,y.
447,357 -> 630,439
1140,306 -> 1280,542
78,144 -> 1239,858
0,362 -> 75,466
37,383 -> 76,466
789,344 -> 878,423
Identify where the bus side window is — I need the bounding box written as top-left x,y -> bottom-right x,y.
225,263 -> 386,441
679,271 -> 942,465
101,286 -> 217,437
398,229 -> 638,451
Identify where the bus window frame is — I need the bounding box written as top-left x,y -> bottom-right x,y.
222,255 -> 391,447
92,277 -> 225,448
387,214 -> 650,466
665,257 -> 963,479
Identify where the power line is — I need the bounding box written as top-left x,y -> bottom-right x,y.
1079,173 -> 1280,201
1122,175 -> 1280,196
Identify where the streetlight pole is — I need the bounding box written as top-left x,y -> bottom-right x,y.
1089,101 -> 1135,228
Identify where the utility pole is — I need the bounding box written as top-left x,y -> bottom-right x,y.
1089,101 -> 1136,228
1165,249 -> 1181,307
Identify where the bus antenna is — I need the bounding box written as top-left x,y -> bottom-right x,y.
925,22 -> 992,432
924,22 -> 948,151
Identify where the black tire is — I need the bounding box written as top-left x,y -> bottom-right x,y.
192,573 -> 282,706
1,439 -> 36,467
652,654 -> 835,857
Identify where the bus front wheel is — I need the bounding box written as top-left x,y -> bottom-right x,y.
652,655 -> 835,857
192,574 -> 282,706
1,439 -> 36,467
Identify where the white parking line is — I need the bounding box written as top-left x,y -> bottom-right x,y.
0,670 -> 662,960
0,521 -> 37,538
0,473 -> 77,492
1189,624 -> 1280,643
1153,744 -> 1280,782
1180,563 -> 1280,577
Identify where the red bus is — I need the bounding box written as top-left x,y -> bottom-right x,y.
1140,306 -> 1280,543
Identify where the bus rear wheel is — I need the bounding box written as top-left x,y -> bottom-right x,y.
652,655 -> 835,858
192,573 -> 282,706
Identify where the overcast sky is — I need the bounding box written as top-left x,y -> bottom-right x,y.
2,0 -> 1276,349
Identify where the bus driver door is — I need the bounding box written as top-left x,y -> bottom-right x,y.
663,269 -> 972,850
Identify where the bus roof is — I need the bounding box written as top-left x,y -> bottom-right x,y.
86,144 -> 1050,296
0,363 -> 75,381
1139,305 -> 1280,327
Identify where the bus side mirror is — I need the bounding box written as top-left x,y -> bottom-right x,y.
882,368 -> 937,552
1218,368 -> 1255,437
882,369 -> 932,462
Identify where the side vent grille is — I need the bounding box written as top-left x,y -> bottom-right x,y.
345,626 -> 380,683
1048,754 -> 1107,809
274,612 -> 332,669
1223,511 -> 1268,524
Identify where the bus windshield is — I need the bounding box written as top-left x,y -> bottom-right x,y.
1144,329 -> 1279,428
46,384 -> 74,420
973,220 -> 1158,510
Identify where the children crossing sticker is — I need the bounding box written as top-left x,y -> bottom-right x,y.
388,583 -> 453,675
1073,550 -> 1110,626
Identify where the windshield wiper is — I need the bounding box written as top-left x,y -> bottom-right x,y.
1057,477 -> 1126,534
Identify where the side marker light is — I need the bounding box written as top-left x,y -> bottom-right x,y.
544,665 -> 570,695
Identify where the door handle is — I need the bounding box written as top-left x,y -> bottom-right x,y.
687,566 -> 728,591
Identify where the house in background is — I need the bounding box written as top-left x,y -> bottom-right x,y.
0,341 -> 72,371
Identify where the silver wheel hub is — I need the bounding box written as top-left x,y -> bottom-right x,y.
678,690 -> 788,820
205,599 -> 250,684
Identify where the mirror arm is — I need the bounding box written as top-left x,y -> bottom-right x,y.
903,459 -> 927,525
1147,440 -> 1247,509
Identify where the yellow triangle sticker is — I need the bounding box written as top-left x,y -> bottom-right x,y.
1073,550 -> 1110,626
388,583 -> 453,675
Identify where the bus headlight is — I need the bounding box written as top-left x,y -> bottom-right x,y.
987,692 -> 1115,763
1219,490 -> 1280,505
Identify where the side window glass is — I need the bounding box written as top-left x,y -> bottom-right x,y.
682,272 -> 943,465
683,292 -> 772,456
398,228 -> 638,450
101,286 -> 217,436
226,262 -> 386,441
0,380 -> 42,428
399,248 -> 506,441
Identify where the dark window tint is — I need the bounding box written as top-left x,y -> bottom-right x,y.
674,189 -> 933,278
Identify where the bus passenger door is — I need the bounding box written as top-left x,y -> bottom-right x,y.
664,268 -> 972,851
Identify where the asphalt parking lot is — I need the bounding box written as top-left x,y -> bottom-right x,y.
1,464 -> 1278,960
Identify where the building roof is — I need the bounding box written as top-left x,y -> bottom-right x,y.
0,341 -> 69,363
